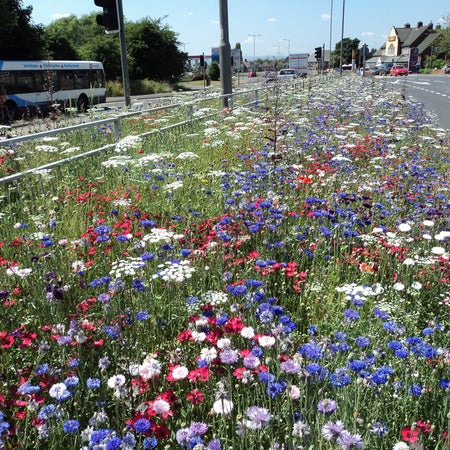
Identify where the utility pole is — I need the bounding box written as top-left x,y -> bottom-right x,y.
219,0 -> 232,109
117,0 -> 131,107
339,0 -> 345,75
248,34 -> 261,68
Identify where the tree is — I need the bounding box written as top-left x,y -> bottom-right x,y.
208,61 -> 220,81
332,38 -> 360,66
0,0 -> 45,59
126,17 -> 187,82
435,14 -> 450,58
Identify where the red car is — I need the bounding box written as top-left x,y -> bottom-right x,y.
390,65 -> 408,76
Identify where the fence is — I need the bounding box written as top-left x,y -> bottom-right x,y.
0,79 -> 319,222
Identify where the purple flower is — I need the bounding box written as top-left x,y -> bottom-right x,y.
355,336 -> 371,347
243,354 -> 260,369
280,359 -> 301,373
220,349 -> 239,365
322,420 -> 345,441
344,309 -> 359,320
189,421 -> 208,435
97,293 -> 110,303
246,406 -> 272,429
176,427 -> 194,444
317,398 -> 338,415
337,430 -> 364,449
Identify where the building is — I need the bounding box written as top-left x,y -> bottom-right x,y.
367,21 -> 439,71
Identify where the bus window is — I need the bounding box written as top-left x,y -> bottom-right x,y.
41,71 -> 58,93
16,71 -> 36,93
0,72 -> 16,95
96,70 -> 106,88
59,71 -> 76,90
75,71 -> 90,89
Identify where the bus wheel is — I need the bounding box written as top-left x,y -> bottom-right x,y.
77,95 -> 89,112
3,101 -> 18,122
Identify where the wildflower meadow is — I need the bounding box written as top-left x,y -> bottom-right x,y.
1,75 -> 450,450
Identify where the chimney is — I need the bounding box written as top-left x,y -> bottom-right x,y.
427,22 -> 433,30
404,23 -> 411,28
417,21 -> 423,28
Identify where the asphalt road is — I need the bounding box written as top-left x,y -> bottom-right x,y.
378,74 -> 450,132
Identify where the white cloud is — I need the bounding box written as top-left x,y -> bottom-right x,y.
210,20 -> 219,25
321,14 -> 331,20
51,13 -> 70,20
362,31 -> 375,37
267,18 -> 277,22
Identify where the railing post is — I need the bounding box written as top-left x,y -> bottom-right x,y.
186,104 -> 193,121
113,117 -> 122,141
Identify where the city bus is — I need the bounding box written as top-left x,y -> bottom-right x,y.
0,60 -> 106,121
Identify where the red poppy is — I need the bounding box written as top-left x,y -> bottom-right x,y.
186,390 -> 204,405
401,426 -> 419,442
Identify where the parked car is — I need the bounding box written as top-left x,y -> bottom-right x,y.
247,70 -> 257,78
378,62 -> 394,76
264,71 -> 277,83
390,65 -> 408,76
277,69 -> 298,80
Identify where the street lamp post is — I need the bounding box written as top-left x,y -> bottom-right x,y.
283,38 -> 290,64
339,0 -> 345,75
248,34 -> 261,68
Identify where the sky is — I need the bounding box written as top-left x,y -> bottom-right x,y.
28,0 -> 449,59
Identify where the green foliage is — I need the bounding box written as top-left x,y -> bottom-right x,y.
332,37 -> 361,65
435,14 -> 450,57
126,17 -> 187,83
0,0 -> 45,59
208,61 -> 220,81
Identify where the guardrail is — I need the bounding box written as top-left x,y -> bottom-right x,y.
0,79 -> 318,221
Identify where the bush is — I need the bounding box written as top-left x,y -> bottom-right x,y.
208,61 -> 220,81
106,79 -> 173,97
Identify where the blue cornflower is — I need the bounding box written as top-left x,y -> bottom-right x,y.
140,220 -> 156,227
330,369 -> 351,387
135,311 -> 149,321
106,437 -> 123,450
259,371 -> 275,384
371,421 -> 388,436
355,336 -> 370,347
141,252 -> 154,261
373,308 -> 389,319
299,342 -> 323,359
245,279 -> 263,287
395,348 -> 409,358
267,380 -> 287,397
371,371 -> 388,385
90,429 -> 113,444
64,376 -> 79,387
439,379 -> 450,389
307,325 -> 318,335
306,363 -> 322,375
96,235 -> 110,242
334,331 -> 347,341
422,327 -> 434,336
87,378 -> 101,389
38,404 -> 57,420
116,235 -> 129,242
408,384 -> 423,396
134,418 -> 151,433
63,419 -> 80,434
388,340 -> 403,350
104,326 -> 121,338
347,360 -> 367,372
143,437 -> 158,449
344,309 -> 359,320
95,225 -> 110,234
383,321 -> 405,334
232,285 -> 248,295
35,364 -> 49,375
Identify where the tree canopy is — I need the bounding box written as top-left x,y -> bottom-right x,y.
1,1 -> 187,82
0,0 -> 45,59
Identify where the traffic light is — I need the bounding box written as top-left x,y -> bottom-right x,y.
314,47 -> 322,60
94,0 -> 120,34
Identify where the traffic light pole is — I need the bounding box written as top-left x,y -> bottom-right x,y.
219,0 -> 232,109
117,0 -> 131,108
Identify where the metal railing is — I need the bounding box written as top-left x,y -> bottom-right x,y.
0,79 -> 319,221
